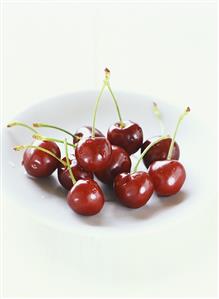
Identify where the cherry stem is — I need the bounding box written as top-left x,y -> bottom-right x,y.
33,123 -> 79,140
14,145 -> 67,167
64,138 -> 76,185
104,68 -> 124,128
91,75 -> 107,138
7,121 -> 38,134
132,135 -> 170,173
167,107 -> 190,160
152,102 -> 165,135
32,133 -> 76,148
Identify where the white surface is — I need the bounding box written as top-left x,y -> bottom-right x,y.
2,1 -> 217,297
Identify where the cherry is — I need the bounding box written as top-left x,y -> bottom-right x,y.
63,139 -> 104,216
141,137 -> 180,168
148,160 -> 186,196
73,126 -> 104,144
141,102 -> 181,168
107,121 -> 143,155
114,171 -> 154,208
14,141 -> 61,177
75,137 -> 112,172
148,107 -> 190,196
95,145 -> 131,185
8,121 -> 61,177
58,156 -> 93,190
67,179 -> 105,216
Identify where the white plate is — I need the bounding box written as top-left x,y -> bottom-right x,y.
2,91 -> 202,235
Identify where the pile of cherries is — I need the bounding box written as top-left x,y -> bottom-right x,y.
8,69 -> 190,216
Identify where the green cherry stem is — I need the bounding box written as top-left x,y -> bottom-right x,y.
64,138 -> 76,185
33,122 -> 79,140
14,145 -> 67,167
132,135 -> 170,173
167,107 -> 190,160
32,133 -> 76,148
152,102 -> 165,135
104,68 -> 125,128
91,72 -> 108,138
7,121 -> 38,134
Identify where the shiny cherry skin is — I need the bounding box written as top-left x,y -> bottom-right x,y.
141,137 -> 180,168
114,171 -> 154,208
73,126 -> 104,144
75,137 -> 112,172
95,145 -> 131,185
22,140 -> 61,177
107,120 -> 143,155
67,179 -> 105,216
58,156 -> 93,190
148,160 -> 186,196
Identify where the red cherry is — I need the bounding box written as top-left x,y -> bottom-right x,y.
75,137 -> 112,172
95,145 -> 131,185
114,171 -> 154,208
58,156 -> 93,190
22,141 -> 61,177
141,138 -> 180,168
67,179 -> 105,216
148,160 -> 186,196
107,120 -> 143,155
73,126 -> 104,144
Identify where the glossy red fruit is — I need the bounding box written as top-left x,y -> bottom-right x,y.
58,156 -> 93,190
107,120 -> 143,155
67,179 -> 105,216
22,141 -> 61,177
148,160 -> 186,196
73,126 -> 104,144
95,145 -> 131,185
141,137 -> 180,168
114,171 -> 154,208
75,137 -> 112,172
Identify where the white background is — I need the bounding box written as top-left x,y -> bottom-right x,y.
1,1 -> 217,297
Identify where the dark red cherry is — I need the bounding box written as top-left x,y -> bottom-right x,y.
114,171 -> 154,208
95,145 -> 131,185
67,179 -> 105,216
107,120 -> 143,155
148,160 -> 186,196
75,137 -> 112,172
141,137 -> 180,168
58,156 -> 93,190
22,141 -> 61,177
73,126 -> 104,144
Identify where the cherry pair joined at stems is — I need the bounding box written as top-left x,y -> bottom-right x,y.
64,139 -> 105,216
75,68 -> 144,173
114,135 -> 168,209
114,107 -> 190,208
